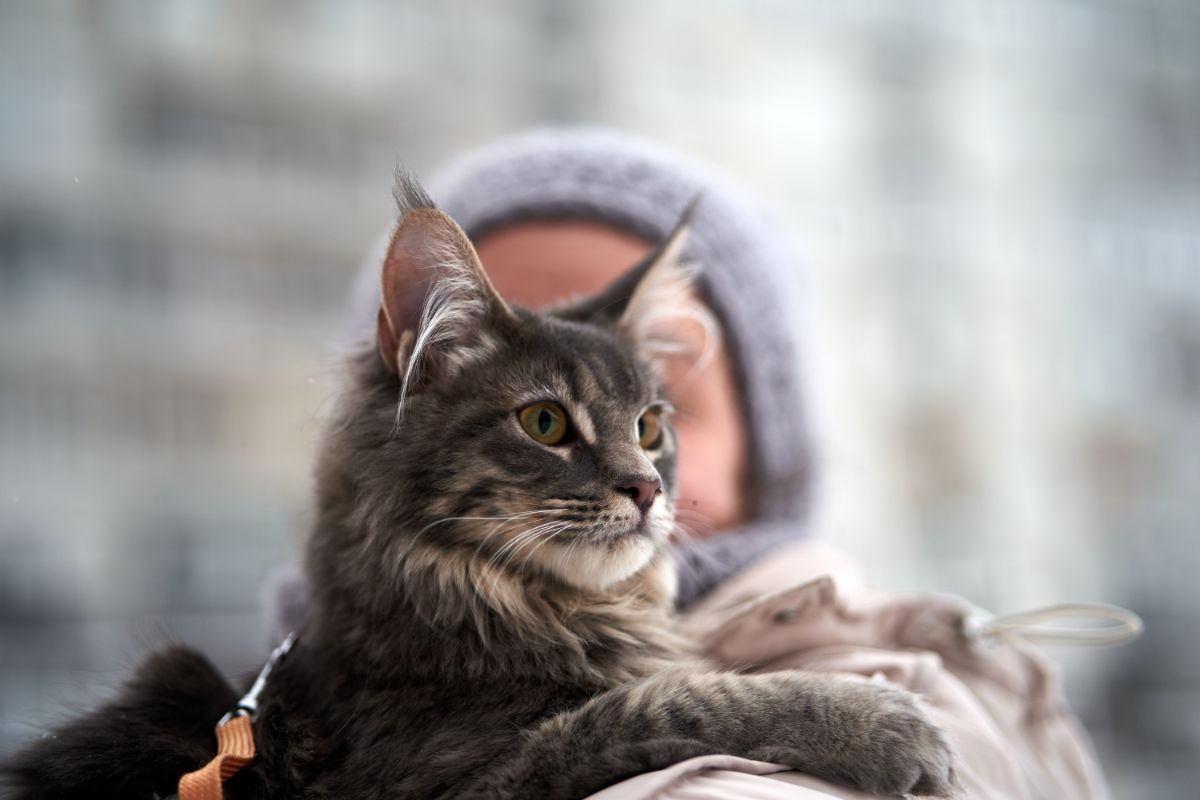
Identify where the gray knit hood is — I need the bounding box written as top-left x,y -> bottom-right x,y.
274,129 -> 812,629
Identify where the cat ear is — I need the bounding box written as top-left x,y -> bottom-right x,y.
558,200 -> 718,370
377,172 -> 512,386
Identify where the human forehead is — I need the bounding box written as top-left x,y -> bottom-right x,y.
475,218 -> 722,404
473,220 -> 653,310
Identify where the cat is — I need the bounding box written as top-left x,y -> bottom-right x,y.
3,174 -> 955,800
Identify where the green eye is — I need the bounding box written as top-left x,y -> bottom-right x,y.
637,409 -> 662,449
519,402 -> 570,445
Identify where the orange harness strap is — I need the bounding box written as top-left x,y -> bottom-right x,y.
176,632 -> 297,800
178,713 -> 256,800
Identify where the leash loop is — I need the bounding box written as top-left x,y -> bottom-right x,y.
965,602 -> 1142,647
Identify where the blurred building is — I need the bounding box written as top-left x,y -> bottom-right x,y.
1,1 -> 1197,797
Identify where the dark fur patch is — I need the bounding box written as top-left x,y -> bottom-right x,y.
2,647 -> 236,799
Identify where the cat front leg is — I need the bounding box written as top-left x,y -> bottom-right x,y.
741,670 -> 957,797
458,669 -> 955,800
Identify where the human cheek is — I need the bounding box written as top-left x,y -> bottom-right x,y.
672,421 -> 740,535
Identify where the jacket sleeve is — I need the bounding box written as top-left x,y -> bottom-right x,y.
584,754 -> 882,799
588,563 -> 1110,800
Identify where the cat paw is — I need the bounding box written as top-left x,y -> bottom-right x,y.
752,679 -> 957,798
834,683 -> 956,798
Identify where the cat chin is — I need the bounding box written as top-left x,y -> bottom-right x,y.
534,535 -> 659,592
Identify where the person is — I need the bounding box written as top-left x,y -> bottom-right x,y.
277,128 -> 1112,798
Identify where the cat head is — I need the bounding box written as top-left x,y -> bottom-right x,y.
314,174 -> 709,622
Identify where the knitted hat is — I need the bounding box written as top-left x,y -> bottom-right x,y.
336,128 -> 812,611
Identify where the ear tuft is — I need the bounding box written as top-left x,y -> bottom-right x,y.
393,167 -> 436,215
377,172 -> 511,403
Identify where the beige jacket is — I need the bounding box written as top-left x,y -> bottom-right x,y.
587,544 -> 1109,800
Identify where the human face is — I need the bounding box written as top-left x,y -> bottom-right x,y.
474,221 -> 748,538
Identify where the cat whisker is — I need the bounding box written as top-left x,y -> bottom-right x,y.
672,502 -> 715,523
407,510 -> 558,556
667,521 -> 722,587
559,525 -> 594,571
669,519 -> 714,557
467,515 -> 553,569
510,524 -> 571,577
671,505 -> 717,538
479,522 -> 571,600
506,522 -> 570,571
394,511 -> 561,582
415,509 -> 558,540
485,520 -> 567,572
669,512 -> 707,542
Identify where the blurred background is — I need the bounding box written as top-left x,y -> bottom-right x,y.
1,1 -> 1197,796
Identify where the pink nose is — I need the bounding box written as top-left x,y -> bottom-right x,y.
617,476 -> 662,516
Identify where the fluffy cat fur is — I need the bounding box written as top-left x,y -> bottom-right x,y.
3,174 -> 955,800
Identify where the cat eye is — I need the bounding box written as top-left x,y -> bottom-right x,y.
519,402 -> 571,446
637,409 -> 662,449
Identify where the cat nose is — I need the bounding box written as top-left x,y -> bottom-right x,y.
616,475 -> 662,516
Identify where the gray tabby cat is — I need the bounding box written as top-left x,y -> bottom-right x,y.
288,174 -> 955,799
1,173 -> 955,800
